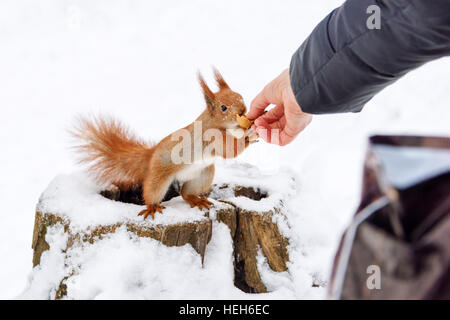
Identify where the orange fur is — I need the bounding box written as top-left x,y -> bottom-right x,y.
71,116 -> 155,189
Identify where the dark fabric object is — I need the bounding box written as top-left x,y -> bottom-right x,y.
290,0 -> 450,114
328,135 -> 450,300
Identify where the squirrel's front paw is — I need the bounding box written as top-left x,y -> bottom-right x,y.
138,204 -> 165,219
245,128 -> 259,144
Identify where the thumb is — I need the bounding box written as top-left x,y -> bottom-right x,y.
247,90 -> 270,120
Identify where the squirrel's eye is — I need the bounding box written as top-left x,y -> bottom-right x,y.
221,105 -> 227,111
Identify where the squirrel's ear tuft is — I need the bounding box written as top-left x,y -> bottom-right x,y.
213,67 -> 229,90
198,72 -> 215,111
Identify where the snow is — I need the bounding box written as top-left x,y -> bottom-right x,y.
20,223 -> 239,299
1,0 -> 450,299
22,161 -> 320,299
21,222 -> 300,300
35,161 -> 295,231
211,161 -> 296,213
36,171 -> 212,231
19,225 -> 68,300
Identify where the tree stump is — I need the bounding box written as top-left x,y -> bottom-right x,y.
32,210 -> 216,267
29,165 -> 293,298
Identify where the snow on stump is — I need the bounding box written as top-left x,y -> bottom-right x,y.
28,163 -> 294,298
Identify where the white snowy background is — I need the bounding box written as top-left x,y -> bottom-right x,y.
0,0 -> 449,299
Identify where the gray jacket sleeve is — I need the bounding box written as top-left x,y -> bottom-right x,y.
290,0 -> 450,114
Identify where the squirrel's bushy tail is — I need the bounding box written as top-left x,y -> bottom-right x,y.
71,116 -> 155,188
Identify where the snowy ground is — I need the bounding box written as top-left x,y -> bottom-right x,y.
19,163 -> 301,299
0,0 -> 449,299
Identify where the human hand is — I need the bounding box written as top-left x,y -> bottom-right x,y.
247,69 -> 312,146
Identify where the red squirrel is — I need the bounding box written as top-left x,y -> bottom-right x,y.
72,69 -> 257,219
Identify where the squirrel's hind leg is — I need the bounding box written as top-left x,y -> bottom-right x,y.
140,169 -> 175,219
180,165 -> 214,210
